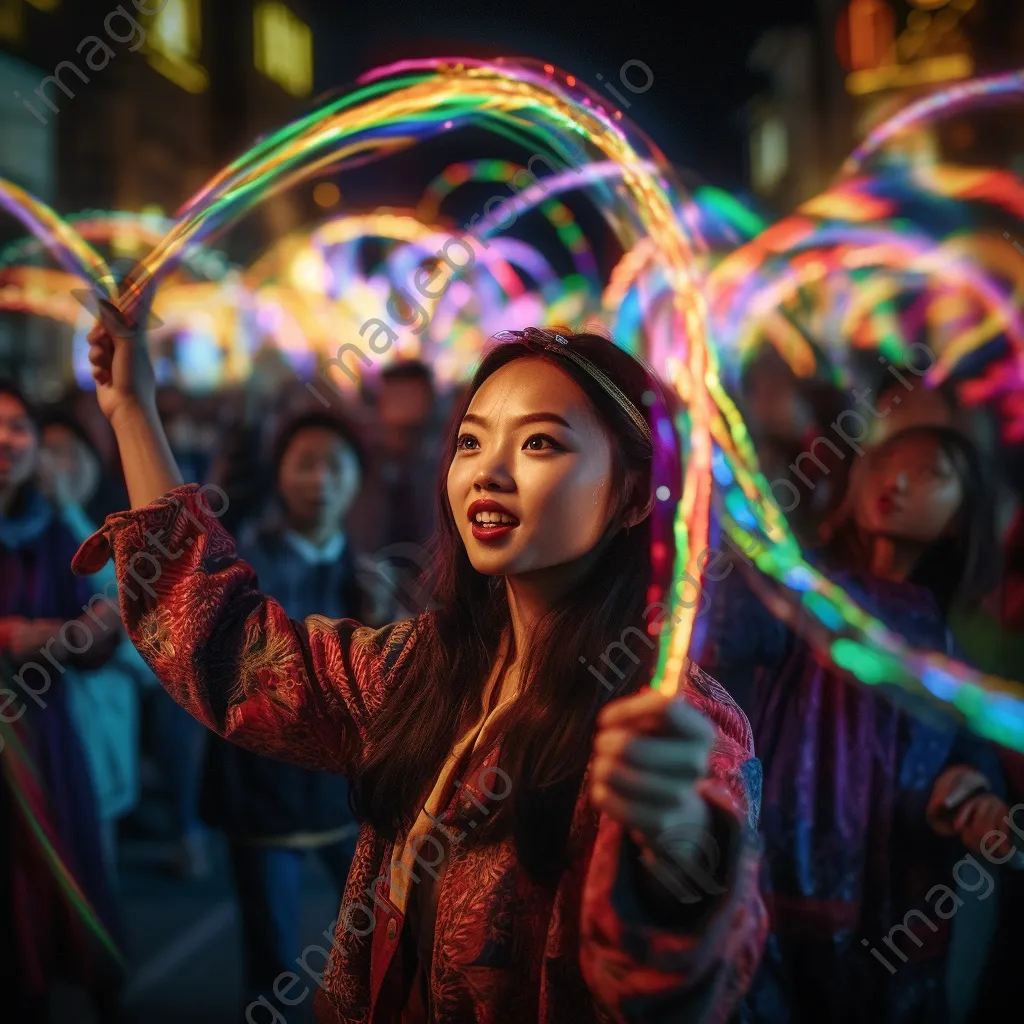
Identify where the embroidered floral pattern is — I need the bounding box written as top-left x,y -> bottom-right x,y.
231,616 -> 304,705
136,607 -> 175,662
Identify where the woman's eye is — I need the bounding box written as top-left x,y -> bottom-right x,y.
523,434 -> 561,452
456,434 -> 479,451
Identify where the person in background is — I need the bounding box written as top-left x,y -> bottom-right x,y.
0,383 -> 124,1022
70,388 -> 120,486
111,387 -> 212,880
37,415 -> 102,525
45,401 -> 208,881
53,390 -> 130,522
346,360 -> 442,563
697,424 -> 1009,1024
205,375 -> 291,539
858,377 -> 1021,1018
157,385 -> 210,485
203,410 -> 391,1019
739,349 -> 849,546
38,412 -> 148,886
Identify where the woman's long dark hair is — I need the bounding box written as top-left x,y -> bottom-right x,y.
350,330 -> 680,880
826,425 -> 997,613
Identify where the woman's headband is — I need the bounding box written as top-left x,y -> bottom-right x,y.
492,328 -> 653,445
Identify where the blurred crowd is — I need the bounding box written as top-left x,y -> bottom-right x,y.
1,344 -> 1023,1023
736,345 -> 1024,681
0,359 -> 458,1023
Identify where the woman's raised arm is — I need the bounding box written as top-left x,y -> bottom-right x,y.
71,483 -> 418,775
81,300 -> 415,775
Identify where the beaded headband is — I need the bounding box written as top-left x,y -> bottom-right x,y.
492,328 -> 653,444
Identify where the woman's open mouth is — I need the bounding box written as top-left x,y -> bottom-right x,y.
468,501 -> 520,542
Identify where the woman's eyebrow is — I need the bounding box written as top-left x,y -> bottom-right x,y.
460,412 -> 575,430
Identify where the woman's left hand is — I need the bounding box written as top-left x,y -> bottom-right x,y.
952,793 -> 1016,858
928,764 -> 1014,857
590,686 -> 717,858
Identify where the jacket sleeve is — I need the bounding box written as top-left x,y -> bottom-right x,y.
71,484 -> 419,776
580,663 -> 767,1024
693,554 -> 792,719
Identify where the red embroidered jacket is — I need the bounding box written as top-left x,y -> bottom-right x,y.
73,485 -> 767,1024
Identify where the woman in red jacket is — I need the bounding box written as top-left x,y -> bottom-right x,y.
81,308 -> 766,1024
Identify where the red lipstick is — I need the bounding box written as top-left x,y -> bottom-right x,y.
467,499 -> 520,542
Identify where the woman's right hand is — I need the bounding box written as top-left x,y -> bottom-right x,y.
87,293 -> 157,427
87,289 -> 185,507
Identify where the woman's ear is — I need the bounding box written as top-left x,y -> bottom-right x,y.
622,505 -> 651,531
622,476 -> 656,531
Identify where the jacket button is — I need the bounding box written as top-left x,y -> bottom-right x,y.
387,919 -> 397,940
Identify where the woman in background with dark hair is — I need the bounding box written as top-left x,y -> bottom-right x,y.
697,423 -> 1009,1024
0,383 -> 124,1022
820,426 -> 996,615
83,307 -> 767,1024
201,409 -> 387,1019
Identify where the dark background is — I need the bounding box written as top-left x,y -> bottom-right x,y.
304,1 -> 813,189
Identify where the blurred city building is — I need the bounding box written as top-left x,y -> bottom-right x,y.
0,29 -> 56,386
746,0 -> 1024,212
0,0 -> 318,393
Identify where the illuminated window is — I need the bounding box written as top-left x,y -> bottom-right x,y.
0,0 -> 23,42
254,2 -> 313,97
751,117 -> 788,195
850,0 -> 894,70
144,0 -> 209,93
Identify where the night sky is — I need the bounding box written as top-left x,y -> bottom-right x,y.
308,0 -> 815,192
